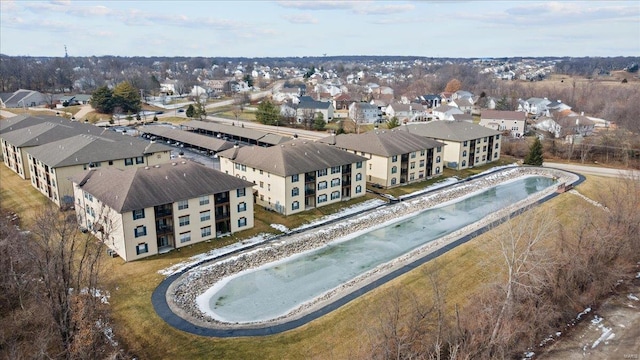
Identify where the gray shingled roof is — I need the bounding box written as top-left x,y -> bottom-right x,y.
218,140 -> 367,177
318,130 -> 445,157
26,134 -> 171,167
70,160 -> 254,212
399,121 -> 500,142
481,110 -> 526,121
139,125 -> 235,152
1,121 -> 111,147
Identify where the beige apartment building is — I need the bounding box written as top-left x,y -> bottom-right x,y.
70,161 -> 255,261
218,140 -> 367,216
320,130 -> 446,188
27,133 -> 171,207
400,122 -> 502,170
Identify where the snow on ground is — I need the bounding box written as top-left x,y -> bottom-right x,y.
628,294 -> 639,301
270,224 -> 290,233
568,189 -> 608,211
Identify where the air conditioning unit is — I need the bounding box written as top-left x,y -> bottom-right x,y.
106,249 -> 118,258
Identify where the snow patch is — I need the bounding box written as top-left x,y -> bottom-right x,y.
577,307 -> 591,320
628,294 -> 639,301
270,224 -> 290,233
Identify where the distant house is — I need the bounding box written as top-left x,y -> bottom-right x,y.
0,89 -> 47,108
70,161 -> 255,261
218,141 -> 367,216
558,115 -> 596,137
349,102 -> 382,124
320,130 -> 445,188
448,97 -> 474,114
400,121 -> 502,170
452,90 -> 474,101
431,105 -> 464,121
544,100 -> 572,116
520,97 -> 551,115
417,94 -> 442,108
385,103 -> 425,121
333,93 -> 354,111
297,96 -> 334,121
452,114 -> 474,123
479,110 -> 527,137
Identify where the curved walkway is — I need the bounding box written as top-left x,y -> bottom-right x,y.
152,168 -> 585,337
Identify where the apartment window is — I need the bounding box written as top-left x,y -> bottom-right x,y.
410,173 -> 415,181
462,160 -> 467,167
482,155 -> 486,161
201,226 -> 212,238
259,169 -> 263,174
136,156 -> 144,164
241,165 -> 246,171
331,178 -> 340,187
136,243 -> 148,255
463,150 -> 467,157
496,134 -> 501,140
437,146 -> 442,152
318,181 -> 327,190
495,143 -> 499,149
420,160 -> 425,167
494,152 -> 499,159
200,210 -> 211,222
331,191 -> 340,200
476,157 -> 479,163
355,185 -> 362,194
134,225 -> 147,238
259,181 -> 264,188
391,166 -> 397,174
436,167 -> 441,174
391,155 -> 398,162
125,158 -> 133,166
179,231 -> 191,243
436,156 -> 441,163
410,162 -> 415,169
391,178 -> 397,185
268,184 -> 271,191
179,215 -> 190,227
317,194 -> 327,203
411,152 -> 416,159
108,160 -> 113,165
177,200 -> 188,210
356,173 -> 362,181
292,187 -> 299,196
291,174 -> 299,182
85,204 -> 90,215
484,137 -> 488,143
317,168 -> 328,177
292,201 -> 300,210
237,202 -> 246,212
199,195 -> 210,205
238,217 -> 247,227
420,150 -> 426,156
356,161 -> 363,169
235,163 -> 241,170
463,141 -> 468,147
331,166 -> 340,174
132,209 -> 145,220
237,188 -> 246,197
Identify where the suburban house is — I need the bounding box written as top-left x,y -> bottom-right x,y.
431,105 -> 464,121
519,97 -> 551,115
0,89 -> 47,108
320,130 -> 446,188
385,103 -> 426,122
416,94 -> 442,108
333,93 -> 354,111
452,114 -> 474,123
557,115 -> 596,138
349,102 -> 382,124
218,141 -> 367,216
70,161 -> 255,261
447,98 -> 474,114
25,133 -> 171,207
452,90 -> 474,101
296,96 -> 334,122
479,110 -> 527,137
399,122 -> 502,170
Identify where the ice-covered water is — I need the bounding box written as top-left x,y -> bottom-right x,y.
201,176 -> 555,323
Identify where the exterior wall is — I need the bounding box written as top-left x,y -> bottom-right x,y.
349,149 -> 443,188
229,186 -> 254,232
479,118 -> 525,137
440,135 -> 501,170
1,140 -> 28,179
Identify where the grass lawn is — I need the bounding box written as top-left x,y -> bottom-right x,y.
0,161 -> 611,359
215,110 -> 257,122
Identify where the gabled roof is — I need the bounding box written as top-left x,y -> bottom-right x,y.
1,121 -> 108,147
432,105 -> 463,114
26,134 -> 170,167
452,114 -> 474,122
69,160 -> 254,212
319,130 -> 445,157
480,110 -> 526,121
399,121 -> 500,142
218,140 -> 367,177
298,96 -> 332,110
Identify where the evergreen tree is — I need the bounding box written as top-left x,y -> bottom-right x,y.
313,112 -> 325,131
524,137 -> 544,166
387,116 -> 400,129
112,81 -> 141,114
186,104 -> 195,118
90,86 -> 114,114
256,100 -> 279,125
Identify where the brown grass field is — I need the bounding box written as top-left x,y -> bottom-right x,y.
0,159 -> 618,359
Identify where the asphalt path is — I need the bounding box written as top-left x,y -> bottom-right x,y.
543,162 -> 639,178
151,168 -> 586,337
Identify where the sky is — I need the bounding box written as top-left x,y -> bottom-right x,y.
1,0 -> 639,58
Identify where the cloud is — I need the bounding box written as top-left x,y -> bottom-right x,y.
282,13 -> 318,24
277,0 -> 414,15
353,3 -> 415,15
276,1 -> 354,11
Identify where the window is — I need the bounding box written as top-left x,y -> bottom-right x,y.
317,194 -> 327,203
496,134 -> 500,140
259,181 -> 264,188
436,156 -> 441,163
391,166 -> 397,174
356,161 -> 363,169
494,152 -> 499,159
134,225 -> 147,238
136,156 -> 144,164
463,150 -> 467,157
356,173 -> 362,181
291,174 -> 299,182
241,165 -> 246,171
267,183 -> 271,191
136,243 -> 148,255
235,163 -> 241,170
179,215 -> 190,227
391,178 -> 397,185
355,185 -> 362,194
437,146 -> 442,152
411,152 -> 416,158
318,181 -> 327,190
199,195 -> 210,205
410,162 -> 415,169
238,217 -> 247,227
331,191 -> 340,200
85,205 -> 90,215
462,160 -> 467,167
292,201 -> 299,210
259,169 -> 263,174
125,158 -> 133,166
391,155 -> 398,162
331,178 -> 340,187
237,202 -> 246,212
410,173 -> 415,181
180,232 -> 191,243
495,143 -> 499,149
237,188 -> 246,197
201,226 -> 211,238
331,166 -> 340,174
420,150 -> 426,156
420,160 -> 425,167
317,168 -> 328,177
476,157 -> 479,163
133,209 -> 145,220
482,155 -> 486,161
177,200 -> 188,210
108,160 -> 113,165
436,167 -> 441,174
463,141 -> 468,147
292,187 -> 299,196
200,210 -> 211,222
483,146 -> 487,152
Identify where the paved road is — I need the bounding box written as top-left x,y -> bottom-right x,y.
543,162 -> 639,178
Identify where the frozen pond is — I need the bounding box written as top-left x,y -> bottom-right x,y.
197,176 -> 556,323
